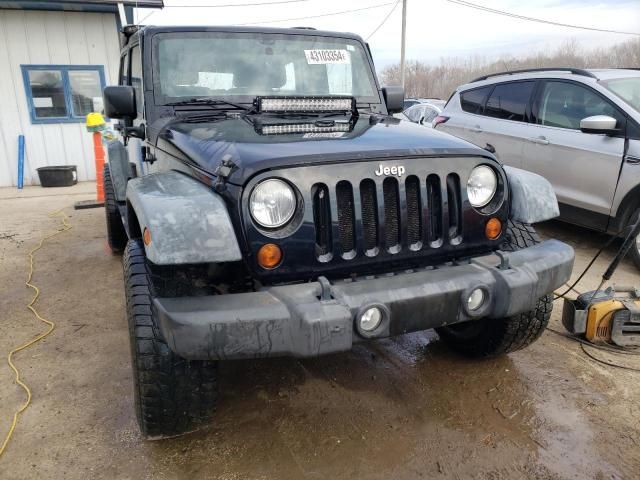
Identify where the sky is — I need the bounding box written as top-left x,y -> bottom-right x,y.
132,0 -> 640,67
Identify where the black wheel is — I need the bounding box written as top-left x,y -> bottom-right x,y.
437,221 -> 553,358
104,164 -> 128,253
627,211 -> 640,271
124,239 -> 219,438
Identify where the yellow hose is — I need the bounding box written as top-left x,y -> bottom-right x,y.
0,208 -> 72,458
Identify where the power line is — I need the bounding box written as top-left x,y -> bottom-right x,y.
444,0 -> 640,37
366,0 -> 400,40
162,0 -> 313,7
239,2 -> 395,26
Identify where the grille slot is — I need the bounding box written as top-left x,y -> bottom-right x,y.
383,178 -> 401,251
446,173 -> 462,239
426,174 -> 442,244
310,170 -> 464,262
336,181 -> 355,254
360,179 -> 378,252
405,175 -> 422,247
312,184 -> 332,257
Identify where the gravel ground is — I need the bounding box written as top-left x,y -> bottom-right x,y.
0,184 -> 638,480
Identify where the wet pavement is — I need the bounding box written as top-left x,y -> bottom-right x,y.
0,185 -> 639,479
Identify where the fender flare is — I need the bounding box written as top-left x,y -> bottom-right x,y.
126,171 -> 242,265
504,166 -> 560,224
106,140 -> 131,202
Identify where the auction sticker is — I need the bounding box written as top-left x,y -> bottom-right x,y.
304,49 -> 350,64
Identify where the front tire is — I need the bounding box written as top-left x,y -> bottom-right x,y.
103,164 -> 127,253
437,221 -> 553,357
124,239 -> 219,438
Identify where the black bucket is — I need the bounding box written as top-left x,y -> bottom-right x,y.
36,165 -> 78,187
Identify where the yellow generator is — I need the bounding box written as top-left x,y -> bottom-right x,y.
563,286 -> 640,347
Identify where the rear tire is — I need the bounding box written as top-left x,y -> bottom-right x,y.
104,164 -> 127,253
437,221 -> 553,357
124,239 -> 219,438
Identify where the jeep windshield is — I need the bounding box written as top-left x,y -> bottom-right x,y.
153,32 -> 380,106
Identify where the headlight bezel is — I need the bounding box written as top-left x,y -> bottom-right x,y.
249,178 -> 298,229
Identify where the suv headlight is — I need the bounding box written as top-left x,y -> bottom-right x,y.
250,179 -> 296,228
467,166 -> 497,208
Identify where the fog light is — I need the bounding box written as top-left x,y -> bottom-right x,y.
467,288 -> 485,311
359,306 -> 383,332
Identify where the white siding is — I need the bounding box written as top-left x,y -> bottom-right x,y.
0,9 -> 120,187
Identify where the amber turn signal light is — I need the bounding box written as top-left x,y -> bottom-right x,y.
257,243 -> 282,269
485,218 -> 502,240
143,227 -> 152,246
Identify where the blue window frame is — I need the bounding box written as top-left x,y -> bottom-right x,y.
21,65 -> 107,124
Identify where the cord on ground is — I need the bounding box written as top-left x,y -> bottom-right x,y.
0,208 -> 72,458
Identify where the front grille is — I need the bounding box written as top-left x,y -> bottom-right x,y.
312,172 -> 464,261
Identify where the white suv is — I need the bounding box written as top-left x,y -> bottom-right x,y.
435,68 -> 640,270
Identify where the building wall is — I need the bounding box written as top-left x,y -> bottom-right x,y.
0,9 -> 120,187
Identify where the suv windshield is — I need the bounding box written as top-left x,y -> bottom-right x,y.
153,32 -> 379,104
601,76 -> 640,111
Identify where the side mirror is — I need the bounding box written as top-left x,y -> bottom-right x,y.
580,115 -> 619,135
382,86 -> 405,114
103,86 -> 136,119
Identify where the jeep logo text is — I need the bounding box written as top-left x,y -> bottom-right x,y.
374,164 -> 405,177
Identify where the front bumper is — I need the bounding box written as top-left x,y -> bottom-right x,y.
154,240 -> 574,360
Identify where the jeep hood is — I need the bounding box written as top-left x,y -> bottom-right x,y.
153,114 -> 492,185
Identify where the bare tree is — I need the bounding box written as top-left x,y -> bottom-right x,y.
380,38 -> 640,100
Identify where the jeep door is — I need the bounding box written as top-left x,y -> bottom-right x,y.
523,80 -> 626,230
470,80 -> 536,167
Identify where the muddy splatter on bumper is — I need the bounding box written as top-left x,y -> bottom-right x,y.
154,240 -> 574,360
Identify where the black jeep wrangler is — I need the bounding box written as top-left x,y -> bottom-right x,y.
102,25 -> 574,438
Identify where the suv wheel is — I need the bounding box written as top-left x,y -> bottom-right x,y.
124,239 -> 219,438
103,164 -> 128,253
436,221 -> 553,357
628,211 -> 640,271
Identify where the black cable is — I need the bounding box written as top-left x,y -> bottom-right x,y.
580,343 -> 640,373
163,0 -> 314,7
239,1 -> 394,25
553,230 -> 623,300
443,0 -> 640,37
366,0 -> 401,40
546,327 -> 640,356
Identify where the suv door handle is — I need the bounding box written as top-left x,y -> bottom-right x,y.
470,125 -> 483,133
528,136 -> 549,145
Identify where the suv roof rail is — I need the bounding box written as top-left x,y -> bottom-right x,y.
470,67 -> 597,83
292,26 -> 317,30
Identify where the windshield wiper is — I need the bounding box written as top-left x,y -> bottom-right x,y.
166,98 -> 251,111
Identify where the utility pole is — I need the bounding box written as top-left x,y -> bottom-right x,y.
400,0 -> 407,88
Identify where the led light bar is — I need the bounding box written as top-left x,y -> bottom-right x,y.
260,122 -> 351,135
257,96 -> 354,113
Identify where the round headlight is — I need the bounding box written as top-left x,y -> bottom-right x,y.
250,179 -> 296,228
467,165 -> 498,208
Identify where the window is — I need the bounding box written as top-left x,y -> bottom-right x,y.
21,65 -> 106,124
130,46 -> 143,114
537,81 -> 623,130
422,106 -> 439,123
153,33 -> 379,101
485,81 -> 534,122
405,105 -> 424,122
460,86 -> 492,114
